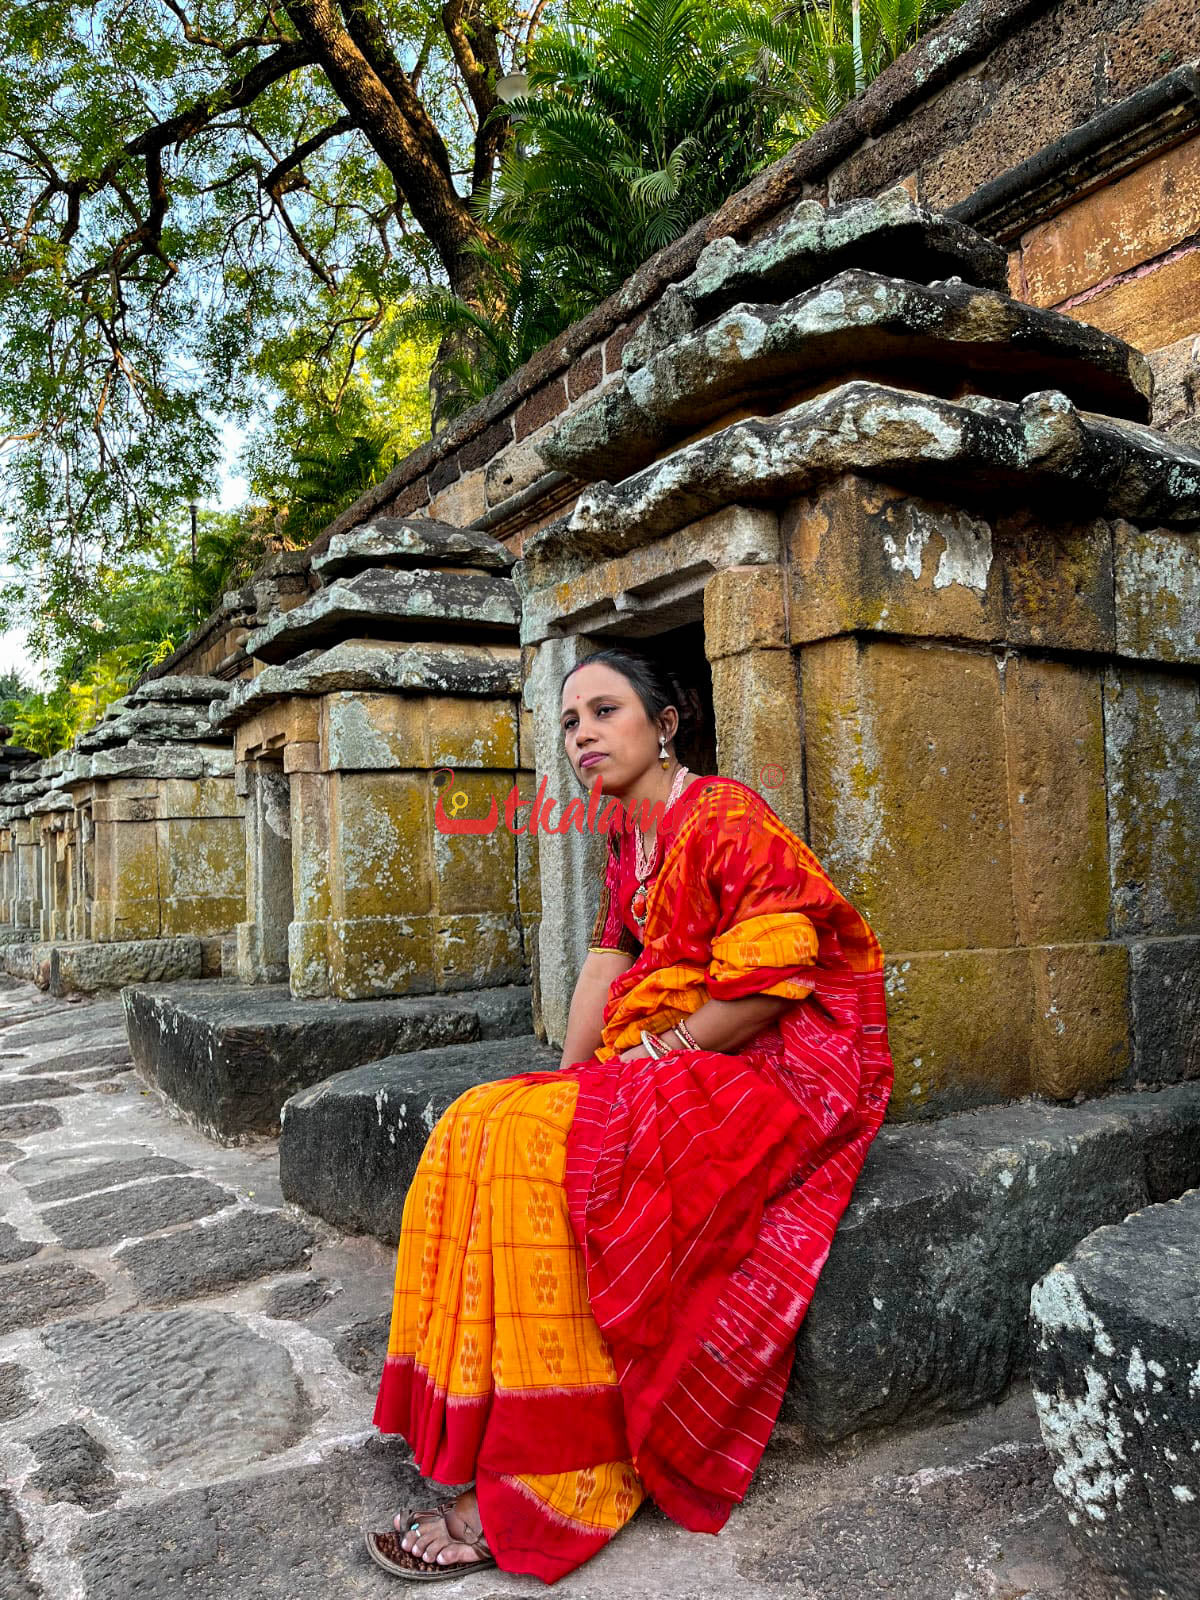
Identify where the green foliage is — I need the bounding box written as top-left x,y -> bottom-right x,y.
398,0 -> 776,417
243,301 -> 437,543
0,671 -> 31,704
724,0 -> 962,138
0,686 -> 78,759
492,0 -> 771,304
2,505 -> 284,754
391,248 -> 574,416
0,0 -> 534,627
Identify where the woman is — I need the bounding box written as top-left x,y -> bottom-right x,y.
366,647 -> 893,1582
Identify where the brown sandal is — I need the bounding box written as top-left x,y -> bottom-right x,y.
365,1498 -> 496,1581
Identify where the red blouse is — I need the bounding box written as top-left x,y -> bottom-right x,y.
587,777 -> 706,957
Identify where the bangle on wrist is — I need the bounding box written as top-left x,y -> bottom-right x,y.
640,1028 -> 669,1060
673,1017 -> 700,1051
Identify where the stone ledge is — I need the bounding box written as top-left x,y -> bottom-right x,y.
244,568 -> 520,666
48,939 -> 203,998
788,1083 -> 1200,1443
212,641 -> 522,731
278,1036 -> 557,1238
312,516 -> 514,582
122,981 -> 534,1141
1031,1189 -> 1200,1598
543,268 -> 1152,481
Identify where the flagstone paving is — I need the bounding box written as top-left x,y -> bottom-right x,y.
0,980 -> 1124,1598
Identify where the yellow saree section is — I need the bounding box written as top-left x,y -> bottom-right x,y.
376,1074 -> 645,1580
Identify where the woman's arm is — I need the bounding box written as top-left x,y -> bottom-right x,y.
560,949 -> 634,1069
617,993 -> 789,1062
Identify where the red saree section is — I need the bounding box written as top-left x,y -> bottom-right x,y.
563,777 -> 893,1532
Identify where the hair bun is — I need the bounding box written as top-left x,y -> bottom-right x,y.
668,676 -> 704,742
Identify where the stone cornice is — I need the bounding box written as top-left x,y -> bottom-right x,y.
524,382 -> 1200,578
212,640 -> 523,732
542,269 -> 1152,482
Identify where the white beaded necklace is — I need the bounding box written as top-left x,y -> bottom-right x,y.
630,763 -> 690,926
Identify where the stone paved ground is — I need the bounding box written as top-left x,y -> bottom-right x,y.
0,981 -> 1126,1599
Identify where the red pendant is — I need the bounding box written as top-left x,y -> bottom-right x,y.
631,884 -> 648,927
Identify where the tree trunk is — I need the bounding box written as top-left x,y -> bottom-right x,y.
285,0 -> 508,429
285,0 -> 496,299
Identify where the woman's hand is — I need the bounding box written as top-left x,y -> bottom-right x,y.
614,1001 -> 790,1064
559,949 -> 634,1069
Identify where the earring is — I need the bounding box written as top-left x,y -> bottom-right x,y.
659,734 -> 670,770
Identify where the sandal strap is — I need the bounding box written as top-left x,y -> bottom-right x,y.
404,1495 -> 458,1529
444,1506 -> 491,1557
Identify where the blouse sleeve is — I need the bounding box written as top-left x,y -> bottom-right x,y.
588,834 -> 641,958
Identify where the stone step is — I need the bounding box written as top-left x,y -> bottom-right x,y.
281,1051 -> 1200,1448
279,1034 -> 557,1237
789,1082 -> 1200,1444
123,981 -> 534,1142
1031,1187 -> 1200,1597
1,944 -> 33,982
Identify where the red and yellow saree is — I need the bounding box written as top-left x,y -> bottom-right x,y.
374,775 -> 893,1581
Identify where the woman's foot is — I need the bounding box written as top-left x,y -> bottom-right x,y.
395,1489 -> 490,1568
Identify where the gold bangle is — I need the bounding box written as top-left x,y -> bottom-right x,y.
640,1028 -> 668,1060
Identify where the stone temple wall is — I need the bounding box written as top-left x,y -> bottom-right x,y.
0,0 -> 1197,1127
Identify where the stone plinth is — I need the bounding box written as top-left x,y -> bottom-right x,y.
787,1083 -> 1200,1441
123,980 -> 533,1139
215,519 -> 533,1002
50,938 -> 203,997
520,189 -> 1200,1111
1031,1189 -> 1200,1598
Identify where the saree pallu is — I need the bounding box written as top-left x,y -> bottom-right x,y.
373,1073 -> 645,1582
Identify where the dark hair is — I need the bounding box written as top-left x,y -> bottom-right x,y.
561,646 -> 703,746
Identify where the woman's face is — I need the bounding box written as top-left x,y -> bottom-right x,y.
560,662 -> 669,795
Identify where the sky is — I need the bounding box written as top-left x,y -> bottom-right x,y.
0,421 -> 250,692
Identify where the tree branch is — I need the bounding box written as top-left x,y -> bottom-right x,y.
441,0 -> 507,194
262,113 -> 355,195
155,0 -> 289,57
285,0 -> 496,296
57,42 -> 313,286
